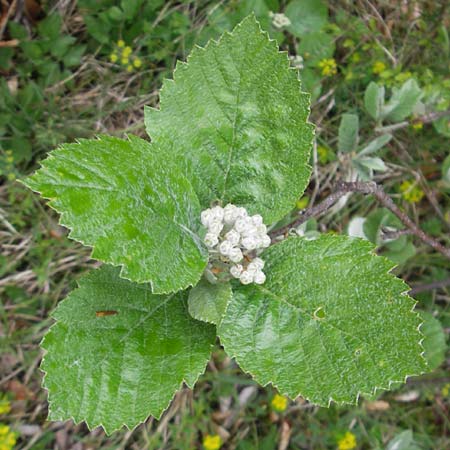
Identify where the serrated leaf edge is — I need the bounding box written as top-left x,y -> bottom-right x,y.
39,267 -> 215,434
145,14 -> 314,221
20,135 -> 208,295
219,236 -> 428,407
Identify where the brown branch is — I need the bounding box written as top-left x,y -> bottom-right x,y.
270,181 -> 450,260
408,278 -> 450,296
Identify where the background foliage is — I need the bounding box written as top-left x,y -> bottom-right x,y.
0,0 -> 449,449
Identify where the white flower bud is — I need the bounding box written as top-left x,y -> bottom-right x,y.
251,214 -> 263,226
210,205 -> 224,222
261,235 -> 271,248
223,204 -> 238,225
219,240 -> 233,256
225,229 -> 240,246
241,236 -> 258,250
204,233 -> 218,248
246,261 -> 258,274
252,257 -> 265,270
229,247 -> 243,263
240,224 -> 257,238
253,270 -> 266,285
230,264 -> 243,278
256,224 -> 267,235
201,209 -> 212,227
234,217 -> 248,233
239,270 -> 254,285
208,219 -> 223,235
235,207 -> 248,218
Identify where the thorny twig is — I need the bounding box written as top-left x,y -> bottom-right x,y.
271,181 -> 450,260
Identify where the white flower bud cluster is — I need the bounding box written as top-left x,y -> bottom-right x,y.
201,204 -> 271,285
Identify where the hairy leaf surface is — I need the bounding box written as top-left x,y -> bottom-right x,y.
24,135 -> 208,293
145,15 -> 313,224
219,235 -> 426,405
42,266 -> 216,433
188,278 -> 232,324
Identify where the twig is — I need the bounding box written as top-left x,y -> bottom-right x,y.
271,181 -> 450,260
375,109 -> 450,134
409,278 -> 450,296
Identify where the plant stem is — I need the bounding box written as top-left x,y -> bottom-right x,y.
271,181 -> 450,260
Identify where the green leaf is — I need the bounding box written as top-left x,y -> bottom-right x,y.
285,0 -> 328,38
145,15 -> 313,225
219,235 -> 426,405
298,31 -> 335,64
355,156 -> 387,172
384,79 -> 422,122
386,430 -> 420,450
364,82 -> 384,121
338,113 -> 359,153
358,134 -> 392,156
24,135 -> 207,293
419,311 -> 446,371
42,266 -> 215,434
188,279 -> 232,325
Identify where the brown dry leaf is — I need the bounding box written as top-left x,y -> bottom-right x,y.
278,420 -> 292,450
6,379 -> 35,400
365,400 -> 390,411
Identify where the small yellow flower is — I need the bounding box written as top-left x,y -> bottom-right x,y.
127,65 -> 133,72
117,40 -> 125,48
110,53 -> 118,63
411,120 -> 423,130
399,180 -> 424,204
441,383 -> 450,397
373,61 -> 386,75
123,46 -> 132,57
317,145 -> 334,164
271,393 -> 288,412
5,150 -> 12,156
395,71 -> 412,83
121,57 -> 129,65
5,156 -> 13,164
0,424 -> 16,450
133,57 -> 142,68
318,58 -> 337,77
337,431 -> 357,450
203,434 -> 222,450
296,196 -> 309,210
6,173 -> 16,182
0,399 -> 10,415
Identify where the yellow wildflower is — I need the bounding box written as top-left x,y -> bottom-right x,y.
0,424 -> 16,450
6,173 -> 16,182
117,40 -> 125,48
373,61 -> 386,75
127,65 -> 133,72
411,120 -> 423,131
399,180 -> 424,203
271,394 -> 288,412
317,145 -> 333,164
121,57 -> 129,65
296,196 -> 309,210
337,431 -> 357,450
441,383 -> 450,397
110,53 -> 118,63
133,57 -> 142,68
0,399 -> 10,415
318,58 -> 337,77
203,434 -> 222,450
5,156 -> 13,164
395,71 -> 412,83
123,46 -> 132,57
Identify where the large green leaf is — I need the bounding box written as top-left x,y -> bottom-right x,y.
338,113 -> 359,153
219,235 -> 426,405
42,266 -> 216,434
419,311 -> 446,371
24,135 -> 208,294
145,15 -> 313,225
188,279 -> 232,324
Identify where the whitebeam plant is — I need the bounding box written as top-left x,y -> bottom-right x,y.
24,16 -> 426,434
